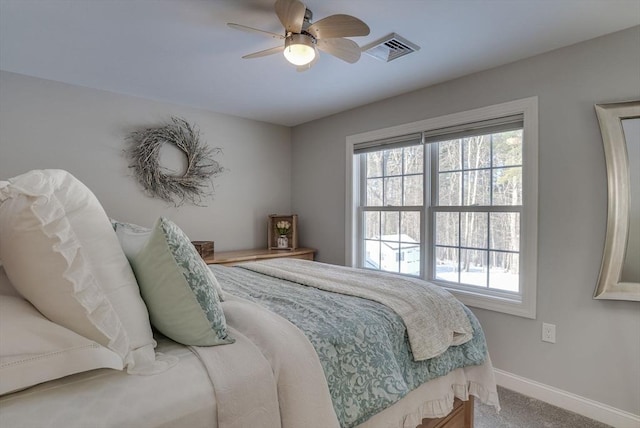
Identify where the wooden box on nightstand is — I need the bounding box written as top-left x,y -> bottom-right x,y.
268,214 -> 298,250
191,241 -> 214,258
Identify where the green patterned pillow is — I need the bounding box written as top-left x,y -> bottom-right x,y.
130,217 -> 233,346
111,218 -> 225,301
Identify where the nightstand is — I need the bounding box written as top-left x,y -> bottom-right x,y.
203,247 -> 315,266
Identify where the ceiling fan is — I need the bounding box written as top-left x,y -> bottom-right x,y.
228,0 -> 370,71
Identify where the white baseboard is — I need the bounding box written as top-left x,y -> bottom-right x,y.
493,368 -> 640,428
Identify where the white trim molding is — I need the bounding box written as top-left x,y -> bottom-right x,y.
494,368 -> 640,428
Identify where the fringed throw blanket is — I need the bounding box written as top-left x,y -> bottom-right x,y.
239,258 -> 473,361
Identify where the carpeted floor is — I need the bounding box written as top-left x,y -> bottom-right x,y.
474,386 -> 612,428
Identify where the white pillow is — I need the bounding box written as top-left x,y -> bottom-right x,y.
0,263 -> 19,297
111,219 -> 152,262
0,295 -> 123,395
0,170 -> 174,375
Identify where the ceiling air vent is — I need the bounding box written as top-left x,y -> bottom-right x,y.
362,33 -> 420,62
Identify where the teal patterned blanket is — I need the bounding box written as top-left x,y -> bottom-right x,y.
210,265 -> 487,428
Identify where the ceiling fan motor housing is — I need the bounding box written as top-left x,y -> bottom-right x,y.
303,8 -> 313,25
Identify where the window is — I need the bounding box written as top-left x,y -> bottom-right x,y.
361,143 -> 423,275
431,125 -> 522,294
346,97 -> 538,318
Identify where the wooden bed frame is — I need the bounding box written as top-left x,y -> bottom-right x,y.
417,397 -> 474,428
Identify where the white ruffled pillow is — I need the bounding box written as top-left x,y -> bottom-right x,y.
0,295 -> 123,395
0,170 -> 175,375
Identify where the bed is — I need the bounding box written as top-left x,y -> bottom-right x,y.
0,169 -> 500,428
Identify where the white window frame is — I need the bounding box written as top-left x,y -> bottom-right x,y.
346,97 -> 538,318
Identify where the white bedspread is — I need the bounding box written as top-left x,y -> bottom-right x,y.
358,356 -> 500,428
240,258 -> 473,360
0,285 -> 497,428
0,294 -> 340,428
201,294 -> 340,428
189,327 -> 281,428
0,339 -> 217,428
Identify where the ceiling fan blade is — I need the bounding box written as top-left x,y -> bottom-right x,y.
296,48 -> 319,72
306,14 -> 370,40
316,38 -> 361,63
227,23 -> 284,40
274,0 -> 306,33
242,45 -> 284,59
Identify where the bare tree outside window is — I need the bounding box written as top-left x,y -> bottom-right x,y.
360,128 -> 522,292
434,130 -> 522,292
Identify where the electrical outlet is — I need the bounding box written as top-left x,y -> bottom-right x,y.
542,323 -> 556,343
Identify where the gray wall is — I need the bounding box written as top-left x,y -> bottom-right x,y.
291,27 -> 640,414
0,71 -> 292,251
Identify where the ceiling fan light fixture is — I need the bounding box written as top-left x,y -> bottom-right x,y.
284,33 -> 316,66
229,0 -> 369,70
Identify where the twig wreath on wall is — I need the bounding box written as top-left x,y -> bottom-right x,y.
126,116 -> 224,207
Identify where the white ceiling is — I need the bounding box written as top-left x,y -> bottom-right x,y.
1,0 -> 638,126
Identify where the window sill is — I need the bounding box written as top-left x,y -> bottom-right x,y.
436,282 -> 536,319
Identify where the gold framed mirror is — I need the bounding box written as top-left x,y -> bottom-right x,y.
594,100 -> 640,301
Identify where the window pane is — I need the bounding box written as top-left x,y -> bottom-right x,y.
489,251 -> 519,292
382,211 -> 399,237
438,140 -> 461,172
460,249 -> 487,287
366,178 -> 383,206
384,177 -> 402,206
493,130 -> 522,167
438,172 -> 461,206
492,167 -> 522,205
463,169 -> 491,206
435,212 -> 458,246
384,149 -> 403,176
365,240 -> 380,270
367,152 -> 383,177
403,175 -> 423,206
380,239 -> 400,273
435,246 -> 458,282
401,211 -> 421,243
461,212 -> 488,249
404,145 -> 423,174
490,213 -> 520,251
463,135 -> 491,169
400,243 -> 421,275
364,211 -> 380,239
